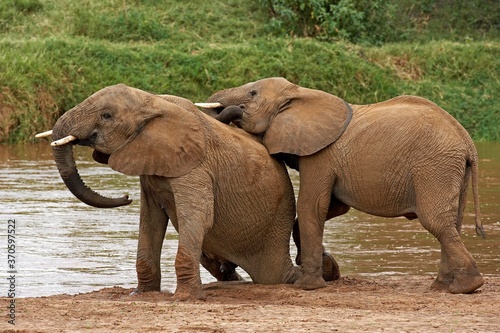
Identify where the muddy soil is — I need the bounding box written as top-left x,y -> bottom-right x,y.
1,275 -> 499,333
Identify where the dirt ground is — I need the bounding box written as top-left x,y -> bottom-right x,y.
1,275 -> 499,333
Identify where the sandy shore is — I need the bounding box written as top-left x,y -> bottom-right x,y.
1,275 -> 499,332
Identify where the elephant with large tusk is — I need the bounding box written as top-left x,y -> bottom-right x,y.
200,77 -> 485,294
39,84 -> 339,300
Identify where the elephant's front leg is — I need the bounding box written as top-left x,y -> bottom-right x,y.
293,160 -> 335,290
293,196 -> 347,281
292,218 -> 341,282
171,178 -> 214,301
135,183 -> 168,293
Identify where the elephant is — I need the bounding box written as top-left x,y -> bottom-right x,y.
199,77 -> 486,294
42,84 -> 339,300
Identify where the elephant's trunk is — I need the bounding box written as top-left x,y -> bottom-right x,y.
216,105 -> 243,126
52,117 -> 132,208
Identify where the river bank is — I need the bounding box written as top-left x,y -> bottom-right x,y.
2,275 -> 499,332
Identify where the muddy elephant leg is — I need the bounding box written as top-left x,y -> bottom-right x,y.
321,196 -> 349,281
429,209 -> 465,292
174,241 -> 206,300
430,243 -> 455,291
293,163 -> 335,290
292,195 -> 350,265
417,192 -> 483,294
430,228 -> 483,294
171,180 -> 215,301
294,197 -> 329,289
135,184 -> 168,293
293,218 -> 340,282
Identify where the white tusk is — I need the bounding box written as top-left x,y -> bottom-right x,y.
51,135 -> 77,146
194,102 -> 223,108
35,130 -> 53,138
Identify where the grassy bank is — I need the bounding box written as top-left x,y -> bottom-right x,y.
1,0 -> 499,142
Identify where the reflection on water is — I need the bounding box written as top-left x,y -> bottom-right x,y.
0,142 -> 498,297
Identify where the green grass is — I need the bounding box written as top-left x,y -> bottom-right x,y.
0,0 -> 499,142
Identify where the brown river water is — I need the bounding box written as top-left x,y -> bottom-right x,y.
1,142 -> 498,297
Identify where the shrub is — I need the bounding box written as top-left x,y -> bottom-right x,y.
260,0 -> 398,45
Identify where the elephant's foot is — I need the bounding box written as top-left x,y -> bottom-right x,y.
220,262 -> 244,281
129,288 -> 165,297
174,285 -> 207,301
294,273 -> 327,290
448,270 -> 484,294
221,269 -> 244,281
130,288 -> 142,296
431,270 -> 484,294
322,252 -> 340,281
430,277 -> 451,292
132,283 -> 161,295
430,267 -> 454,292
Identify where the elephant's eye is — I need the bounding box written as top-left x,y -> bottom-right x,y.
101,112 -> 112,120
249,89 -> 257,97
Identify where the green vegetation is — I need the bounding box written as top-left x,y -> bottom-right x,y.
1,0 -> 499,142
261,0 -> 499,44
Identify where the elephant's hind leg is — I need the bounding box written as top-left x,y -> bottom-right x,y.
429,230 -> 484,294
416,190 -> 483,294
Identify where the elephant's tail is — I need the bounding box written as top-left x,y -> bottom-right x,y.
470,152 -> 485,238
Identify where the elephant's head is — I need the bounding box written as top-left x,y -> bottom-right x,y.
49,84 -> 206,208
200,77 -> 352,156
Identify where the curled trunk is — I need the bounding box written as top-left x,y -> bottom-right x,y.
52,131 -> 132,209
216,105 -> 243,125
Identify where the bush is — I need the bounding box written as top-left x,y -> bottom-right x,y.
260,0 -> 398,45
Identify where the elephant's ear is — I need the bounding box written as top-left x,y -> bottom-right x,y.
108,101 -> 206,178
263,88 -> 353,156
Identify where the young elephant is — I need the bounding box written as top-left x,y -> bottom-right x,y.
44,84 -> 338,300
200,77 -> 485,294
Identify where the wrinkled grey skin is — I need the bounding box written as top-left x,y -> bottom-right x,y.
50,84 -> 339,300
204,77 -> 485,294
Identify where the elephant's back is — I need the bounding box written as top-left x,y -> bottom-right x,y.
349,95 -> 471,147
201,121 -> 296,277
